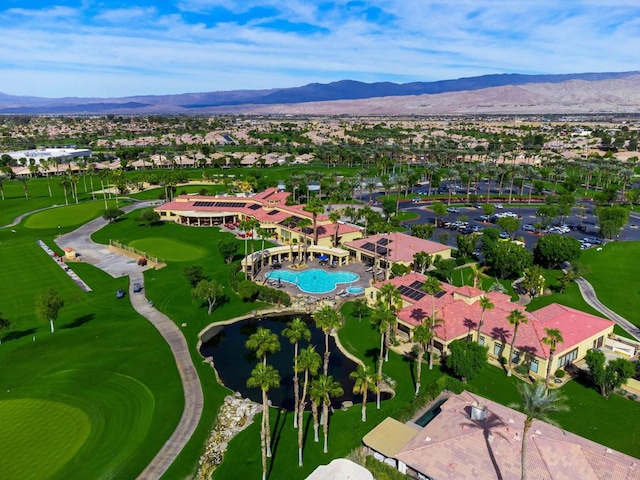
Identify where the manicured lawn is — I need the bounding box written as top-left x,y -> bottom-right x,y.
130,237 -> 206,262
580,241 -> 640,328
0,212 -> 183,479
23,200 -> 118,229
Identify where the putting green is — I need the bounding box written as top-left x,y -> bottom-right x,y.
0,398 -> 91,479
130,237 -> 205,261
24,202 -> 114,229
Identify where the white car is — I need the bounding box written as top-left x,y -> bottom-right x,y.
495,204 -> 504,209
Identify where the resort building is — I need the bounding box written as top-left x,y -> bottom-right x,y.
363,391 -> 640,480
366,273 -> 615,380
155,187 -> 364,277
3,147 -> 92,165
344,233 -> 452,272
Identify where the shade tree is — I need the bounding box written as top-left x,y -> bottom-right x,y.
35,288 -> 64,333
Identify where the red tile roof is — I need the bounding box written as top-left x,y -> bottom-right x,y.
394,391 -> 640,480
376,274 -> 613,359
346,232 -> 451,263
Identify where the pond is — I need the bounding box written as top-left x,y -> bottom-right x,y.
200,314 -> 372,410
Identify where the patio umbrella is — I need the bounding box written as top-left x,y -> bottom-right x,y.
318,254 -> 329,261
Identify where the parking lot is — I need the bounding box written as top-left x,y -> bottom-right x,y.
401,201 -> 640,252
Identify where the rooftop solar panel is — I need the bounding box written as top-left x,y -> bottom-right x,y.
377,238 -> 390,246
193,201 -> 216,207
410,281 -> 424,290
248,204 -> 261,210
267,210 -> 279,216
435,291 -> 446,298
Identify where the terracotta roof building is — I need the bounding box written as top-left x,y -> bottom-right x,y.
364,391 -> 640,480
367,273 -> 614,380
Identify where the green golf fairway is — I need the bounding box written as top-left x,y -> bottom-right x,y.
24,202 -> 113,229
0,398 -> 91,479
130,237 -> 205,261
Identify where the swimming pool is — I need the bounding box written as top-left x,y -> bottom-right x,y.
346,286 -> 365,295
266,268 -> 360,294
415,397 -> 447,427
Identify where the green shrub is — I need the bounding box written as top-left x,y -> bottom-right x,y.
555,369 -> 566,379
515,363 -> 529,376
364,456 -> 412,479
499,356 -> 507,365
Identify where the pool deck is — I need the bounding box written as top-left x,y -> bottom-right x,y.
257,258 -> 375,304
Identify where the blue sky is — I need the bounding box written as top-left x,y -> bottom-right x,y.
0,1 -> 638,98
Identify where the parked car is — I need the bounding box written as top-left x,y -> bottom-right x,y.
577,225 -> 588,232
495,203 -> 504,209
133,283 -> 143,293
446,207 -> 461,213
116,289 -> 125,299
499,231 -> 510,239
522,224 -> 536,232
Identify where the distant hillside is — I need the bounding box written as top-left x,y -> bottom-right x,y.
1,71 -> 639,114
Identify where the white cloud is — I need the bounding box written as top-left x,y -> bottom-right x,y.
0,1 -> 638,97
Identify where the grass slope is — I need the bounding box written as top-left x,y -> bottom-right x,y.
0,208 -> 183,480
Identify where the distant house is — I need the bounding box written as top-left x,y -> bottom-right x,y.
364,391 -> 640,480
367,274 -> 614,379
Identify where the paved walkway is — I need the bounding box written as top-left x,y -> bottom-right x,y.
55,201 -> 204,480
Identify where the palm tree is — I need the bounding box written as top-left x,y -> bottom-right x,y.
303,198 -> 324,245
313,306 -> 344,376
378,283 -> 402,360
371,304 -> 394,408
506,310 -> 528,377
245,327 -> 280,458
511,382 -> 568,480
542,328 -> 564,392
246,363 -> 281,480
329,210 -> 341,247
477,296 -> 494,343
296,218 -> 312,264
58,176 -> 70,205
412,322 -> 431,395
421,275 -> 442,321
282,317 -> 311,429
350,364 -> 378,422
246,327 -> 281,367
310,375 -> 344,453
424,314 -> 443,371
296,345 -> 321,466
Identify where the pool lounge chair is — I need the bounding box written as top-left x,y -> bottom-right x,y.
365,266 -> 374,273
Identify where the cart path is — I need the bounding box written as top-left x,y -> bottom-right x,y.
575,276 -> 640,341
56,201 -> 204,480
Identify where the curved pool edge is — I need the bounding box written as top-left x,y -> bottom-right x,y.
265,268 -> 360,294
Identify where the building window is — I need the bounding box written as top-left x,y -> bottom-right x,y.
493,343 -> 501,356
593,336 -> 604,349
530,359 -> 539,373
557,348 -> 579,368
478,336 -> 485,346
511,351 -> 520,364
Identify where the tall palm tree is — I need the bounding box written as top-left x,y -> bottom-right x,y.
477,296 -> 494,343
246,327 -> 280,458
329,210 -> 341,248
282,317 -> 311,429
350,364 -> 378,422
246,363 -> 281,480
310,375 -> 344,453
246,327 -> 281,367
412,322 -> 431,395
378,283 -> 402,360
421,275 -> 442,321
424,314 -> 443,371
313,306 -> 344,376
296,345 -> 321,466
542,328 -> 564,392
506,309 -> 528,377
371,304 -> 394,408
511,382 -> 568,480
58,176 -> 70,205
296,218 -> 312,264
303,198 -> 325,246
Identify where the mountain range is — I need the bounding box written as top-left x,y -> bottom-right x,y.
1,71 -> 640,115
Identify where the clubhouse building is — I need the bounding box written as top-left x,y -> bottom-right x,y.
367,273 -> 615,380
155,186 -> 363,246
